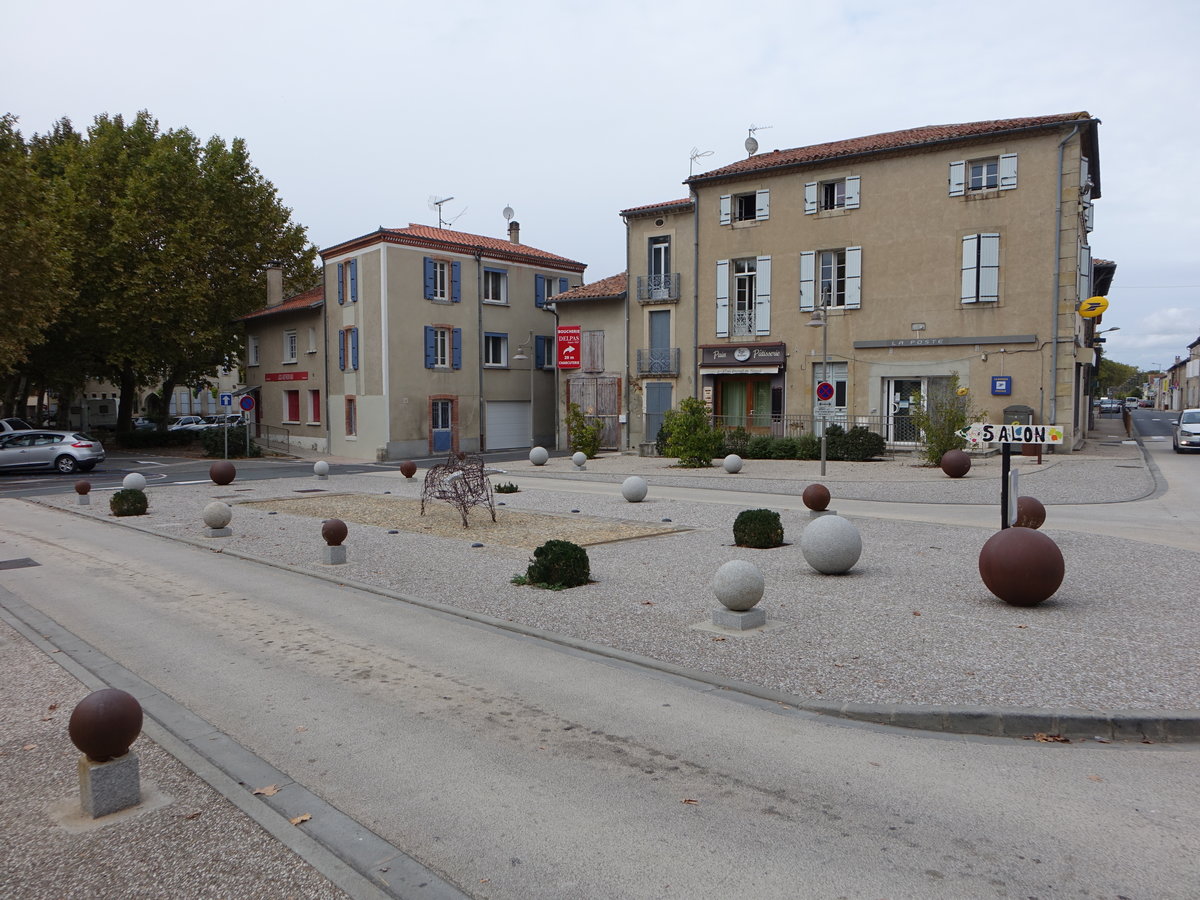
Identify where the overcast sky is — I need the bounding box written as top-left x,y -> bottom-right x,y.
4,0 -> 1198,373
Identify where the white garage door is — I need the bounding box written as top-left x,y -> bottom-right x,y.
485,401 -> 531,450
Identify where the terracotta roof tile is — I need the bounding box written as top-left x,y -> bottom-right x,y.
322,223 -> 586,272
689,112 -> 1095,183
620,198 -> 694,216
551,272 -> 627,303
240,284 -> 324,321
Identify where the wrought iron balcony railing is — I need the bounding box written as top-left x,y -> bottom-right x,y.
636,273 -> 680,303
636,347 -> 680,376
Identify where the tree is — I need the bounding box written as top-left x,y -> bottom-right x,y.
1097,358 -> 1139,397
663,396 -> 723,467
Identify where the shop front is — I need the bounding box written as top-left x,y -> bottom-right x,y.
699,343 -> 786,434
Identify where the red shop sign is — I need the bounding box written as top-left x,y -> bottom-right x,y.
264,371 -> 309,382
556,325 -> 581,369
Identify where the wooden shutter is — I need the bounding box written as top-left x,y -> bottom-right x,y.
337,263 -> 345,304
844,247 -> 862,309
350,327 -> 359,370
715,259 -> 730,337
845,176 -> 861,210
961,235 -> 979,302
804,182 -> 817,214
1080,156 -> 1091,192
349,258 -> 358,301
949,161 -> 966,196
756,189 -> 770,221
452,328 -> 462,369
424,326 -> 435,368
979,234 -> 1000,302
339,330 -> 347,370
451,261 -> 461,302
535,335 -> 546,369
535,274 -> 545,308
754,255 -> 771,335
999,154 -> 1018,191
799,251 -> 816,311
1078,243 -> 1092,301
558,277 -> 569,296
423,258 -> 435,299
719,194 -> 731,225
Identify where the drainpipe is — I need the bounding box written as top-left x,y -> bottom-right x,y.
1049,123 -> 1081,428
624,216 -> 631,450
476,251 -> 484,453
542,300 -> 560,449
691,190 -> 700,400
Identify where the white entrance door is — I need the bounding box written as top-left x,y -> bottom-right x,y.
485,401 -> 531,450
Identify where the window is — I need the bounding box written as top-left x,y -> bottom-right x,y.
804,177 -> 861,214
338,327 -> 359,371
247,335 -> 259,367
535,334 -> 553,369
483,268 -> 508,304
535,274 -> 570,308
307,327 -> 317,353
283,390 -> 300,423
483,332 -> 508,367
733,258 -> 757,336
715,256 -> 772,338
800,248 -> 862,310
949,155 -> 1017,195
283,330 -> 297,363
308,389 -> 321,424
432,399 -> 452,430
424,257 -> 461,303
345,396 -> 357,436
961,233 -> 1000,303
424,326 -> 462,369
719,189 -> 769,224
582,330 -> 605,373
335,259 -> 358,304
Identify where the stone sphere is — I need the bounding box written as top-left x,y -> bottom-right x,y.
979,527 -> 1064,606
399,460 -> 417,479
621,475 -> 648,502
1014,496 -> 1047,530
122,472 -> 147,491
209,460 -> 236,486
529,446 -> 549,466
202,501 -> 232,529
74,480 -> 91,495
572,451 -> 587,467
711,559 -> 765,611
800,514 -> 862,575
69,689 -> 143,762
313,460 -> 329,477
321,518 -> 348,546
723,454 -> 743,474
940,449 -> 972,478
802,483 -> 831,511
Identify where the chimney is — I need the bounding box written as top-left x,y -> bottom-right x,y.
266,262 -> 284,307
507,220 -> 520,244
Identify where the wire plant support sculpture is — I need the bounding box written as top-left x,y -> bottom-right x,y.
419,451 -> 505,527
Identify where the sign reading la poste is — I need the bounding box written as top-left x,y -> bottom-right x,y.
961,423 -> 1064,445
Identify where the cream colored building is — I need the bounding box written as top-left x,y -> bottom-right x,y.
320,223 -> 584,460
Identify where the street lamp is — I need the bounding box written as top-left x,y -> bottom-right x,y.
511,330 -> 536,447
806,287 -> 832,477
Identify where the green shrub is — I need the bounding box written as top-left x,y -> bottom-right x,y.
565,402 -> 604,459
839,426 -> 886,461
663,397 -> 723,468
745,435 -> 774,459
654,423 -> 671,457
821,424 -> 847,461
796,432 -> 820,460
114,430 -> 194,450
768,437 -> 799,459
518,539 -> 591,589
110,488 -> 148,517
732,508 -> 784,548
202,425 -> 262,458
494,481 -> 520,493
720,426 -> 750,457
908,373 -> 983,466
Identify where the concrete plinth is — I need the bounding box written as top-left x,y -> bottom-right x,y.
322,545 -> 347,565
315,474 -> 329,481
79,751 -> 140,818
712,607 -> 767,631
204,527 -> 232,538
808,509 -> 837,518
76,495 -> 91,506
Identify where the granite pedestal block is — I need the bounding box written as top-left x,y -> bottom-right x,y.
322,545 -> 347,565
204,527 -> 232,538
79,751 -> 140,818
316,474 -> 329,481
712,607 -> 767,630
76,495 -> 91,506
808,509 -> 837,518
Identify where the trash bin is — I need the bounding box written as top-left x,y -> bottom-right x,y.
1003,405 -> 1035,425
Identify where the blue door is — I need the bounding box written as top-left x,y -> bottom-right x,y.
645,383 -> 672,448
432,400 -> 453,452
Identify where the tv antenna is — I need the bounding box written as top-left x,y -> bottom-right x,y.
689,147 -> 714,176
745,123 -> 772,157
429,195 -> 467,228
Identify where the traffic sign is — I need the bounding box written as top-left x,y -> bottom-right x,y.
219,392 -> 233,407
816,381 -> 835,402
239,395 -> 255,412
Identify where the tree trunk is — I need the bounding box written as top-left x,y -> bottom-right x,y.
116,361 -> 137,432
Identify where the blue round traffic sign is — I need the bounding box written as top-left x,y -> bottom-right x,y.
816,381 -> 835,402
239,395 -> 255,411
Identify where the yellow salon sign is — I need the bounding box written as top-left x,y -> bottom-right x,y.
1079,296 -> 1109,318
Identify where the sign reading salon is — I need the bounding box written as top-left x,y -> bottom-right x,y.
962,423 -> 1064,445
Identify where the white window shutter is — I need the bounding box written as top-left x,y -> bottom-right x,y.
719,195 -> 731,225
715,259 -> 730,337
979,233 -> 1000,302
961,235 -> 978,302
1083,199 -> 1094,233
1078,243 -> 1092,300
844,247 -> 862,309
999,154 -> 1018,190
799,251 -> 816,310
845,176 -> 861,210
949,161 -> 966,196
1080,156 -> 1090,193
804,182 -> 817,214
756,189 -> 770,221
755,255 -> 771,334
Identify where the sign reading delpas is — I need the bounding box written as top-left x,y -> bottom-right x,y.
556,325 -> 581,369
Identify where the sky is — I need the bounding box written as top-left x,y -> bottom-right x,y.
4,0 -> 1198,374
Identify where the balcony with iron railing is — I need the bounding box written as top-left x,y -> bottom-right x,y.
636,347 -> 681,376
636,273 -> 681,303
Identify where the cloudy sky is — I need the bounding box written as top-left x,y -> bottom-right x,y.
4,0 -> 1198,373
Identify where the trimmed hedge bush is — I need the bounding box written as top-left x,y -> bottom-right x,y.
201,425 -> 261,458
522,539 -> 591,589
114,430 -> 195,450
733,508 -> 784,549
110,488 -> 148,517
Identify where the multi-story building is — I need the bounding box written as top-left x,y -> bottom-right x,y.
319,222 -> 585,460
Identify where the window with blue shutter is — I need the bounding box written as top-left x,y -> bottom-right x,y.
535,274 -> 545,308
451,261 -> 461,302
337,262 -> 345,305
558,277 -> 569,296
452,328 -> 462,369
424,326 -> 436,368
535,335 -> 548,369
338,330 -> 346,370
349,258 -> 358,302
423,257 -> 435,300
350,327 -> 359,370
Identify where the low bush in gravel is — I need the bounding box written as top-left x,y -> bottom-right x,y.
733,508 -> 784,548
514,539 -> 591,590
110,488 -> 148,517
494,482 -> 520,493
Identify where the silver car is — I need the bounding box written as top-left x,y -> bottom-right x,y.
1173,409 -> 1200,453
0,430 -> 106,474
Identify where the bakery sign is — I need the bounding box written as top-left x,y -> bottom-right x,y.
700,343 -> 786,367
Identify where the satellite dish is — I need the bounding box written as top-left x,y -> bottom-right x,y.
744,135 -> 759,156
503,205 -> 514,222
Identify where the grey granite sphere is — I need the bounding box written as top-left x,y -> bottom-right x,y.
313,460 -> 330,477
572,451 -> 587,467
202,501 -> 232,529
723,454 -> 743,474
529,446 -> 549,466
711,559 -> 765,611
121,472 -> 147,491
621,475 -> 648,502
800,514 -> 862,574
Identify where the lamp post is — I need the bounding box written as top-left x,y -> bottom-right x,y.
511,330 -> 535,447
806,287 -> 832,476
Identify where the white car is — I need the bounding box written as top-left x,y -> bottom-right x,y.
168,415 -> 205,431
1124,397 -> 1140,410
1173,409 -> 1200,453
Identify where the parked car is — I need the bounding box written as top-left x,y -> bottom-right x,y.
1124,397 -> 1141,410
168,415 -> 206,431
0,417 -> 34,434
1098,398 -> 1121,415
0,430 -> 106,474
1173,409 -> 1200,453
131,417 -> 157,430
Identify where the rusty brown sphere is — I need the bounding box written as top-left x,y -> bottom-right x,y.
1014,496 -> 1047,530
978,527 -> 1064,606
209,461 -> 236,486
74,480 -> 91,495
68,689 -> 143,762
399,460 -> 417,479
321,518 -> 348,546
940,449 -> 972,478
802,483 -> 831,511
